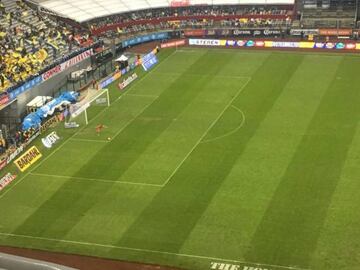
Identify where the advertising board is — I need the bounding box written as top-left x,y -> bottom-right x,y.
189,38 -> 360,51
122,32 -> 169,48
189,39 -> 223,46
233,29 -> 282,37
141,52 -> 159,71
8,76 -> 43,100
40,114 -> 62,133
0,93 -> 9,106
319,29 -> 352,36
170,0 -> 190,7
184,30 -> 206,37
14,146 -> 42,172
269,41 -> 300,48
161,40 -> 186,48
0,160 -> 7,171
119,73 -> 138,90
8,49 -> 93,101
0,173 -> 17,191
42,49 -> 94,81
290,29 -> 319,36
42,131 -> 60,149
99,71 -> 122,89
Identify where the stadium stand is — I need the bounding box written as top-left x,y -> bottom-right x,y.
35,0 -> 295,23
91,6 -> 293,37
2,1 -> 360,269
2,0 -> 360,172
88,5 -> 293,37
300,0 -> 357,28
0,0 -> 295,164
0,0 -> 93,92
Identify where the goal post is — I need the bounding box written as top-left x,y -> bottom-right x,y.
65,88 -> 110,128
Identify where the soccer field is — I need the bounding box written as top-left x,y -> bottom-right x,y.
1,48 -> 360,270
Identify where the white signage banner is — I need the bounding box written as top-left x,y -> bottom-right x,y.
41,131 -> 60,149
189,39 -> 221,46
42,49 -> 94,81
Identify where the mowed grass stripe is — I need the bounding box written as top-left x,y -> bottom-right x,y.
3,50 -> 360,270
310,119 -> 360,268
10,51 -> 234,242
0,177 -> 160,248
113,53 -> 304,255
118,76 -> 248,185
0,50 -> 177,199
178,55 -> 343,262
246,56 -> 360,268
72,52 -> 234,181
0,176 -> 68,232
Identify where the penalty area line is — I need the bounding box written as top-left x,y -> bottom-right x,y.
152,71 -> 250,80
29,172 -> 163,188
114,50 -> 177,103
126,94 -> 159,98
0,232 -> 309,270
0,51 -> 177,201
161,77 -> 251,187
70,138 -> 109,143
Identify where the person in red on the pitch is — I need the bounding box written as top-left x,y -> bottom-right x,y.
96,124 -> 105,136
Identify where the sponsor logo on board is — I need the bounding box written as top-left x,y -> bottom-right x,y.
14,146 -> 42,172
42,132 -> 60,149
119,73 -> 138,90
0,173 -> 17,191
211,262 -> 273,270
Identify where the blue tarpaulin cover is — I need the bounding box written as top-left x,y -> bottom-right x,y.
22,91 -> 79,131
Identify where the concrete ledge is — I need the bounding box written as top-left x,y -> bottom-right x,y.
0,252 -> 78,270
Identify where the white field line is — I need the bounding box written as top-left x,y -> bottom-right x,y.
178,48 -> 263,55
162,77 -> 251,187
70,138 -> 109,143
107,50 -> 182,141
0,126 -> 86,200
201,105 -> 246,144
152,71 -> 250,80
126,93 -> 159,98
175,49 -> 200,53
183,47 -> 360,58
113,49 -> 177,103
29,172 -> 162,188
0,50 -> 177,200
0,232 -> 309,270
109,95 -> 159,141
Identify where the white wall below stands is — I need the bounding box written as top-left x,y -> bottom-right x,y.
16,58 -> 92,116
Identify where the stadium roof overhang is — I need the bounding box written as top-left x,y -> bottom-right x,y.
38,0 -> 295,23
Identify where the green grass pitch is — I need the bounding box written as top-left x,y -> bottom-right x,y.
1,48 -> 360,270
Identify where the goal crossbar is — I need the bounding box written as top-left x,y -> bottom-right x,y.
68,88 -> 110,125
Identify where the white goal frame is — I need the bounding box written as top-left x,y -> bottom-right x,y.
68,88 -> 110,126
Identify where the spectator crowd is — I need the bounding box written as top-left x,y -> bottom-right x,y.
88,5 -> 293,36
0,0 -> 93,92
0,2 -> 293,163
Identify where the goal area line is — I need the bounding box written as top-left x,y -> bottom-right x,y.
0,51 -> 178,201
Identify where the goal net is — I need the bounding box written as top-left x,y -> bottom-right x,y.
65,88 -> 110,128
